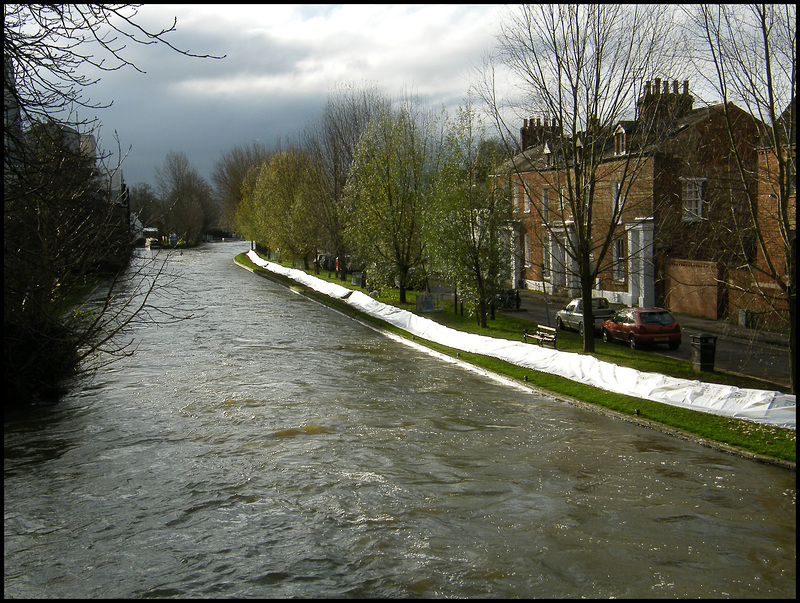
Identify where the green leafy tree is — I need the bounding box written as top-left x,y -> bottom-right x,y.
254,150 -> 322,268
344,98 -> 444,303
212,141 -> 273,232
429,105 -> 512,327
234,163 -> 271,251
303,84 -> 389,279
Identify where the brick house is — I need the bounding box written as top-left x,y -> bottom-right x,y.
506,79 -> 761,319
728,100 -> 796,327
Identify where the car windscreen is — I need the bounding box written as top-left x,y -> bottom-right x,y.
640,311 -> 674,325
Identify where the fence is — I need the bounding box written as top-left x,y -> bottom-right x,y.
415,292 -> 444,313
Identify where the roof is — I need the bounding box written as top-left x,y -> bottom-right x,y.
504,102 -> 760,175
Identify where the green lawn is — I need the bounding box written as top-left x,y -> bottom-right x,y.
236,253 -> 796,466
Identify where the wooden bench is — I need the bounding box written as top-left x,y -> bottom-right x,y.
523,326 -> 557,349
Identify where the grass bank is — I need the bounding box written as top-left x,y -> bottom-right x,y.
235,252 -> 795,467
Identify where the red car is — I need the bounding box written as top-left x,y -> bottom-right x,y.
601,307 -> 681,350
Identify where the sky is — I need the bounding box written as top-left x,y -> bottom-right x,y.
76,4 -> 508,190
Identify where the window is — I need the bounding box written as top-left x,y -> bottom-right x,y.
542,234 -> 551,278
513,182 -> 521,211
614,129 -> 627,155
524,233 -> 531,267
681,177 -> 705,221
541,188 -> 550,222
613,237 -> 625,281
524,186 -> 532,213
611,181 -> 621,217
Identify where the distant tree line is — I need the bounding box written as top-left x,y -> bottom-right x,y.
129,151 -> 220,247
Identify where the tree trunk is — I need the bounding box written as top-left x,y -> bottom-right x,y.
581,259 -> 596,354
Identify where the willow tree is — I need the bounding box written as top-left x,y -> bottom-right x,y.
475,4 -> 680,352
253,149 -> 322,269
212,141 -> 273,232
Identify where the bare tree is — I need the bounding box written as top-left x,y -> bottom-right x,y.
212,141 -> 273,231
129,182 -> 163,232
685,4 -> 796,392
475,4 -> 681,352
155,151 -> 216,246
4,4 -> 221,405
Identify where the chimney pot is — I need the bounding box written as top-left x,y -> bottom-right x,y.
654,78 -> 661,95
645,81 -> 651,95
672,80 -> 678,94
683,80 -> 689,95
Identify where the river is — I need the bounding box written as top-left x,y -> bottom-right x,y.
4,241 -> 795,598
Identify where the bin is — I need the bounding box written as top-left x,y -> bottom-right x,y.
691,333 -> 717,372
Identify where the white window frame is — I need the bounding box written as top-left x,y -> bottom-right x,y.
681,177 -> 705,222
524,186 -> 532,213
614,126 -> 627,155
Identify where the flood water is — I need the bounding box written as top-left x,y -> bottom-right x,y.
4,241 -> 796,598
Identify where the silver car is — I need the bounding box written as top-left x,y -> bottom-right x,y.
556,297 -> 614,337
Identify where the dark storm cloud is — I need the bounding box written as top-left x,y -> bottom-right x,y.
83,5 -> 504,190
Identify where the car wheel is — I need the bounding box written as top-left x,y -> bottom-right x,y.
556,317 -> 563,330
602,329 -> 611,343
578,322 -> 584,337
629,335 -> 639,350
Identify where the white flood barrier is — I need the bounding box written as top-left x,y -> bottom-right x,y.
246,251 -> 796,429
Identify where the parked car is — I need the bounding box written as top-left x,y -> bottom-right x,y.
601,307 -> 681,350
555,297 -> 615,336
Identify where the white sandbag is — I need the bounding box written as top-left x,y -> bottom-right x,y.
246,251 -> 795,429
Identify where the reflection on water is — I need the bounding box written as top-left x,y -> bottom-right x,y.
4,242 -> 796,598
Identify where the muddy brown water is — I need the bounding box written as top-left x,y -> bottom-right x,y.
4,242 -> 795,598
